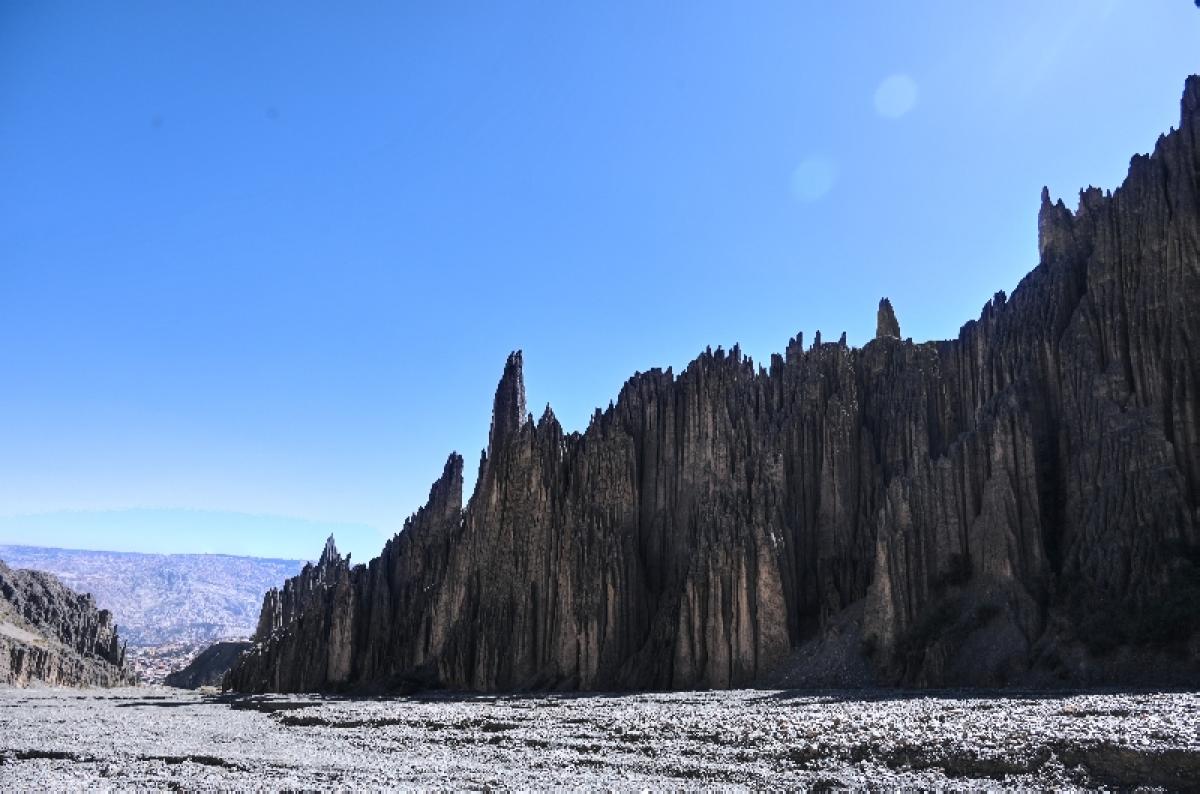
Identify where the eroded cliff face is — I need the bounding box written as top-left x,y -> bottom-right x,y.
0,560 -> 134,687
228,77 -> 1200,693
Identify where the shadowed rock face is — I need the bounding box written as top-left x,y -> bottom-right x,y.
876,298 -> 901,339
0,560 -> 134,687
165,641 -> 252,689
228,77 -> 1200,694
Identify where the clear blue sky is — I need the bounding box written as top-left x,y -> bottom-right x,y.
1,2 -> 1197,562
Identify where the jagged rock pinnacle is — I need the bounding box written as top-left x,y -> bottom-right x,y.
876,298 -> 900,339
319,534 -> 338,566
488,351 -> 527,455
1183,74 -> 1200,124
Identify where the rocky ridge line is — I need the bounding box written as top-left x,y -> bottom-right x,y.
0,559 -> 135,687
227,76 -> 1200,694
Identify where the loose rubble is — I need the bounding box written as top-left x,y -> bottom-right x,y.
0,686 -> 1196,788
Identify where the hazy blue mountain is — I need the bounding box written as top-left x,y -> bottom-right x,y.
0,544 -> 304,647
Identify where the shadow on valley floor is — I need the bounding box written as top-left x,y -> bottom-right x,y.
205,684 -> 1199,711
206,689 -> 635,711
756,685 -> 1200,704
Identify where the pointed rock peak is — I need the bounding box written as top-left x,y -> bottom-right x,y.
1076,185 -> 1106,217
441,451 -> 464,482
1037,186 -> 1073,259
319,535 -> 339,566
539,402 -> 558,426
1183,74 -> 1200,125
488,350 -> 528,453
876,298 -> 901,339
784,331 -> 804,364
427,453 -> 464,517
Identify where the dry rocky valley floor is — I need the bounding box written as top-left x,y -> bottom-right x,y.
0,686 -> 1197,789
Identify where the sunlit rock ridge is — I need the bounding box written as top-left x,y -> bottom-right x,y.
228,77 -> 1200,693
0,560 -> 134,687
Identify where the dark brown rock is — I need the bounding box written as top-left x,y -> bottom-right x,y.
876,298 -> 901,339
228,76 -> 1200,694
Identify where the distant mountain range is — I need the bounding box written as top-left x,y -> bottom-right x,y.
0,545 -> 303,647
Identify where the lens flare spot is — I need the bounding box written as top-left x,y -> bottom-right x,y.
874,74 -> 918,119
790,157 -> 837,203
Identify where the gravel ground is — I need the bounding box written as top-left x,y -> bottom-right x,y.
0,685 -> 1197,789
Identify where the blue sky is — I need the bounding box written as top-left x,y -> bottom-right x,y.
1,2 -> 1197,562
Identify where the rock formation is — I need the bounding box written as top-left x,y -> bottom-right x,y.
876,298 -> 900,339
228,76 -> 1200,694
165,640 -> 251,689
0,559 -> 134,687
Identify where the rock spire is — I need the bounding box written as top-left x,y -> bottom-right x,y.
876,297 -> 900,339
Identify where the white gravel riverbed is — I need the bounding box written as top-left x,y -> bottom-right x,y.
0,685 -> 1197,789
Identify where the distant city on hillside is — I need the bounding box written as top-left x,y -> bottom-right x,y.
0,544 -> 304,682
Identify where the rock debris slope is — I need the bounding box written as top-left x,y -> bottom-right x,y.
0,559 -> 134,687
229,76 -> 1200,694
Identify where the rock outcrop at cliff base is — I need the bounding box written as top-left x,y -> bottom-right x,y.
228,76 -> 1200,694
165,640 -> 251,689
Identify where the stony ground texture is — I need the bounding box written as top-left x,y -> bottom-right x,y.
0,686 -> 1197,789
